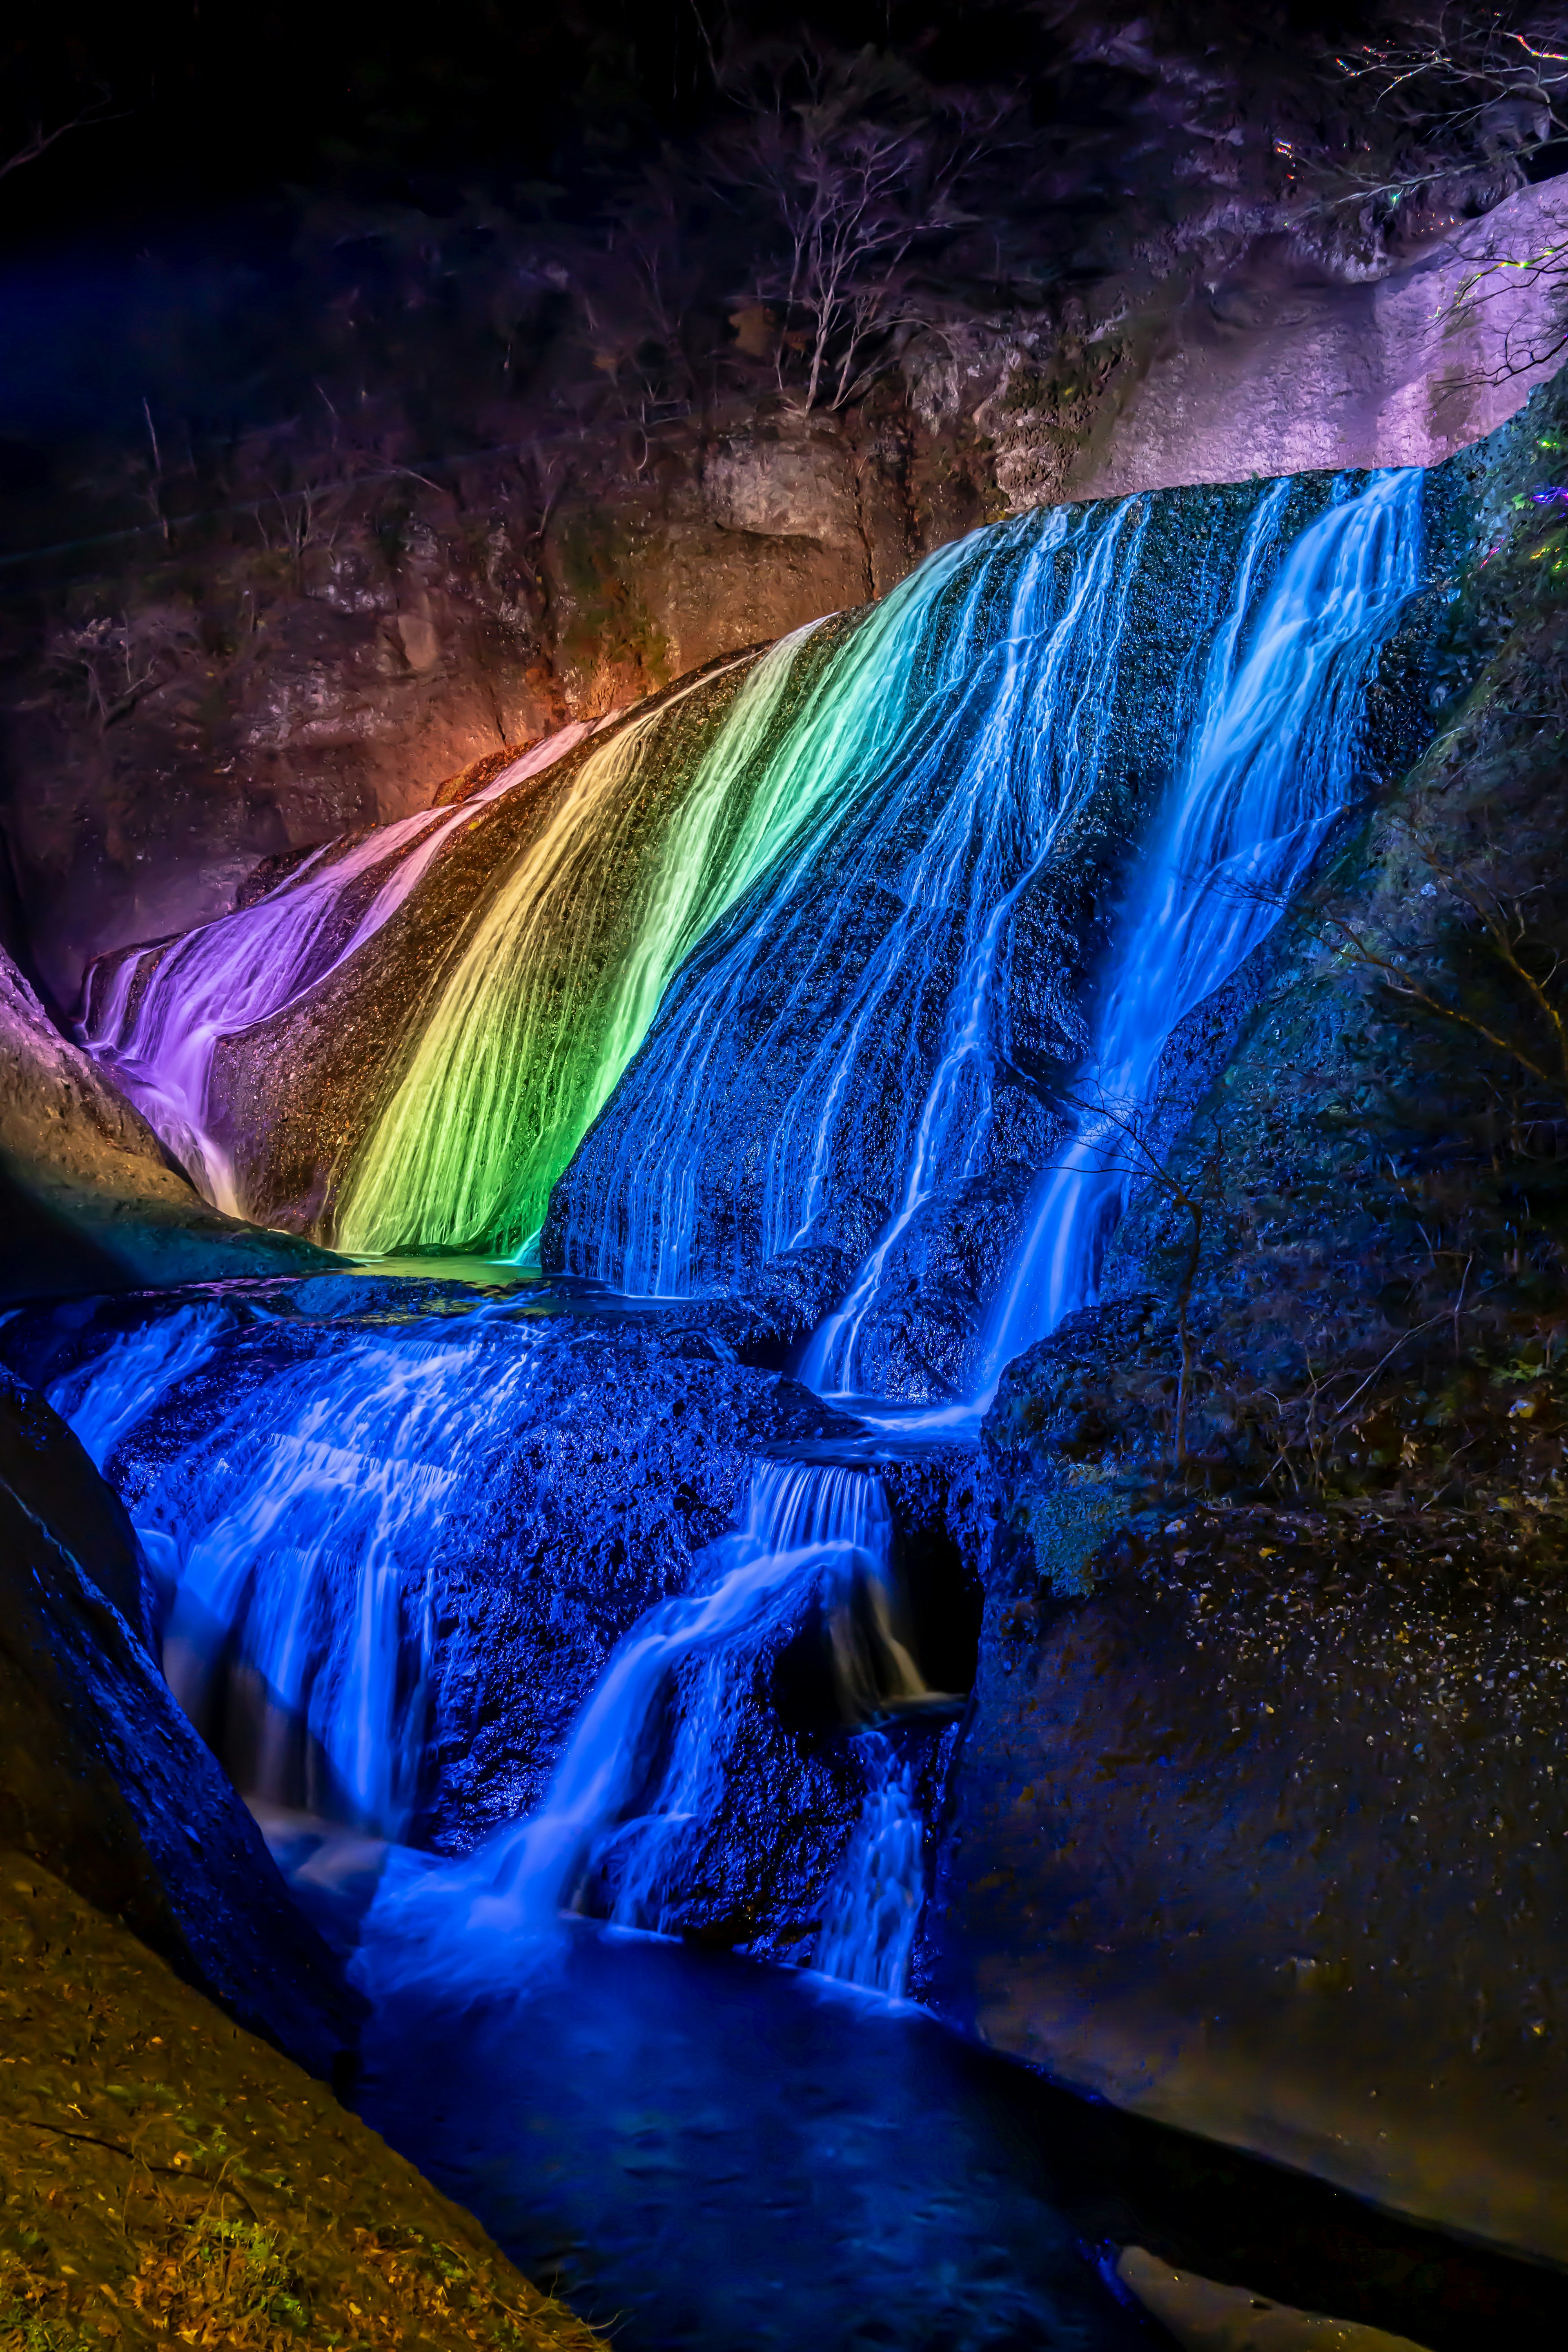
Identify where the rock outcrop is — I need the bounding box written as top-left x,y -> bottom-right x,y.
926,374 -> 1568,2263
0,1862 -> 598,2350
0,1364 -> 354,2073
0,940 -> 334,1296
1072,172 -> 1568,497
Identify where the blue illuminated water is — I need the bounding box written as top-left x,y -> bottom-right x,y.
981,468 -> 1424,1380
553,468 -> 1428,1425
353,1454 -> 935,1991
24,462 -> 1452,2349
353,1922 -> 1160,2351
47,1296 -> 541,1837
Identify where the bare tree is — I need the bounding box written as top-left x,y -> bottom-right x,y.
1329,6 -> 1568,200
49,610 -> 195,730
1319,817 -> 1568,1128
708,42 -> 1005,412
0,83 -> 116,185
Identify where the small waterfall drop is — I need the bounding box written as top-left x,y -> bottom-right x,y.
814,1730 -> 924,1996
363,1455 -> 935,1989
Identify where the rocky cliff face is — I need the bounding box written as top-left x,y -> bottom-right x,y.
6,6 -> 1564,1002
927,370 -> 1568,2262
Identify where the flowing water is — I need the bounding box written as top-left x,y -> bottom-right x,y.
357,1454 -> 934,1989
813,1728 -> 925,1995
552,493 -> 1159,1293
53,462 -> 1434,1987
981,466 -> 1425,1379
47,1297 -> 543,1837
38,460 -> 1463,2347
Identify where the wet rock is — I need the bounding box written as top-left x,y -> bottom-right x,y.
0,1365 -> 147,1636
929,1475 -> 1568,2261
1076,174 -> 1568,501
0,941 -> 334,1297
0,1365 -> 355,2074
839,1164 -> 1038,1402
1116,2247 -> 1434,2352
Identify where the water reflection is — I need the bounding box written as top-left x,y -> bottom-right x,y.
357,1920 -> 1154,2352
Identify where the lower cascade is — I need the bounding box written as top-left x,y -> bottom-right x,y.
363,1455 -> 941,1998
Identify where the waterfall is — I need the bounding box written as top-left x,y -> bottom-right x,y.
813,1730 -> 924,1996
361,1456 -> 933,1988
78,722 -> 590,1212
336,633 -> 840,1258
556,470 -> 1428,1399
981,466 -> 1425,1378
42,457 -> 1439,2022
550,492 -> 1168,1295
50,1301 -> 542,1837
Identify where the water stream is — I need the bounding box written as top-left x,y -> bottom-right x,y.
982,466 -> 1424,1378
357,1454 -> 936,1992
50,462 -> 1434,1997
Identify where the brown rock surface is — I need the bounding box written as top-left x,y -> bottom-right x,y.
0,1860 -> 601,2351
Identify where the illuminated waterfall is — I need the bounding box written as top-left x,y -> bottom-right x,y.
48,1299 -> 542,1837
79,723 -> 591,1212
549,493 -> 1163,1294
336,635 -> 839,1256
981,466 -> 1424,1379
359,1456 -> 929,1984
48,460 -> 1435,2015
814,1730 -> 925,1995
554,468 -> 1427,1407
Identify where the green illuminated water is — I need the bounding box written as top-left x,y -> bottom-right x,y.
336,524 -> 1001,1260
334,632 -> 821,1256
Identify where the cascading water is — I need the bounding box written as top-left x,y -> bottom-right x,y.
48,1298 -> 544,1837
79,722 -> 591,1211
49,459 -> 1436,2034
359,1454 -> 934,1989
551,492 -> 1164,1296
813,1730 -> 925,1995
336,633 -> 837,1257
548,468 -> 1428,1400
981,466 -> 1425,1380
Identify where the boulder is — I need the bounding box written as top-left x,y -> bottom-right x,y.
0,942 -> 334,1298
0,1364 -> 355,2074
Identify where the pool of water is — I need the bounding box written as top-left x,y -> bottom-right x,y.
343,1911 -> 1568,2352
357,1921 -> 1155,2351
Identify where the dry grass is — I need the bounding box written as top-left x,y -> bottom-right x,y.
0,1857 -> 604,2351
